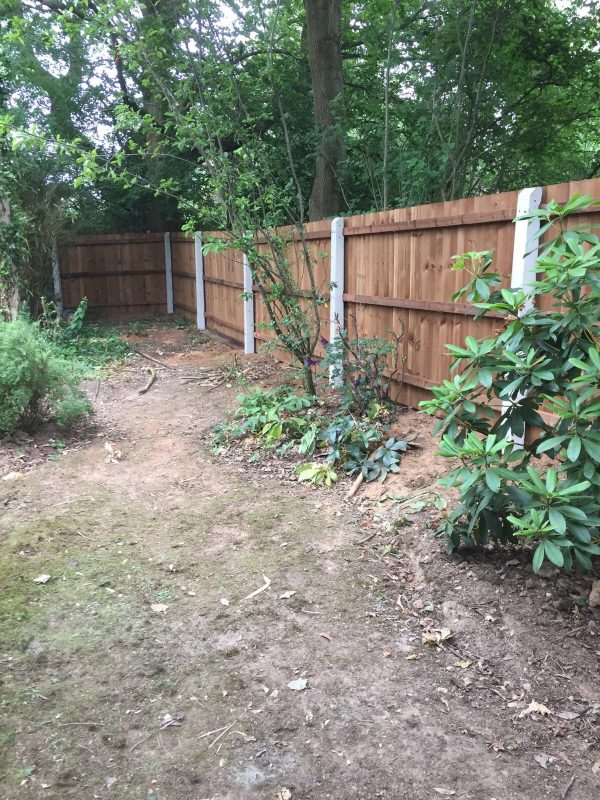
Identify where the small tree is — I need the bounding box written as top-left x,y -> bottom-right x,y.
421,194 -> 600,573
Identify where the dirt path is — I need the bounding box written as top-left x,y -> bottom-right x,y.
1,331 -> 599,800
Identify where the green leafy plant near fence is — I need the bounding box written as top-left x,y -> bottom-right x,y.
421,195 -> 600,573
0,317 -> 92,434
212,384 -> 414,486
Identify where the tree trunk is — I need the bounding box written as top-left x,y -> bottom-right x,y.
0,199 -> 19,320
304,0 -> 344,220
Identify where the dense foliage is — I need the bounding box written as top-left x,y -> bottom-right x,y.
1,1 -> 598,235
0,316 -> 92,434
213,380 -> 414,486
421,195 -> 600,573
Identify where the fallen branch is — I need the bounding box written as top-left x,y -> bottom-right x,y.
208,709 -> 249,749
93,379 -> 101,403
129,717 -> 182,752
197,724 -> 229,740
243,575 -> 271,601
561,776 -> 576,800
345,472 -> 364,500
138,367 -> 156,395
132,348 -> 174,370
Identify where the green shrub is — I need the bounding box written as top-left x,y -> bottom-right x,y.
40,298 -> 130,369
322,327 -> 404,414
0,317 -> 92,434
214,385 -> 414,486
421,194 -> 600,573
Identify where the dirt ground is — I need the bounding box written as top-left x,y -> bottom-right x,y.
1,325 -> 599,800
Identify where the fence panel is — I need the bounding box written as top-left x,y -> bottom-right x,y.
202,232 -> 244,345
59,233 -> 167,317
343,190 -> 520,406
170,233 -> 196,320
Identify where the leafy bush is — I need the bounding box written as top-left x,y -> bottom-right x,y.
295,462 -> 337,486
39,298 -> 130,369
322,325 -> 404,415
421,194 -> 600,573
214,385 -> 414,486
0,317 -> 92,434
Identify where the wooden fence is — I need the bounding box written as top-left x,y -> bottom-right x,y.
58,177 -> 600,406
59,233 -> 168,317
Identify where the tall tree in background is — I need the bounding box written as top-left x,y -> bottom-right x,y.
304,0 -> 344,219
1,0 -> 599,237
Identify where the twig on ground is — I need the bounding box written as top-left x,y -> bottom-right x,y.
243,575 -> 271,601
129,716 -> 182,752
208,709 -> 249,749
561,775 -> 576,799
356,532 -> 378,546
59,721 -> 104,727
93,379 -> 101,403
132,348 -> 174,370
197,724 -> 229,740
346,472 -> 364,500
138,367 -> 156,394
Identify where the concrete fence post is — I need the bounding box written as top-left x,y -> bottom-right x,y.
51,240 -> 63,315
329,216 -> 345,386
194,232 -> 206,330
243,251 -> 255,354
502,186 -> 543,446
164,232 -> 174,314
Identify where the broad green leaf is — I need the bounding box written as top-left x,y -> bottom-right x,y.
543,539 -> 564,567
566,436 -> 581,462
532,542 -> 545,574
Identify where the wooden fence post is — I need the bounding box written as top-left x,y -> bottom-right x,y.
194,232 -> 206,330
329,216 -> 345,386
164,232 -> 174,314
243,252 -> 255,354
503,186 -> 543,446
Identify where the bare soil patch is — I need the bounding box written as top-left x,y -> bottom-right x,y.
1,325 -> 599,800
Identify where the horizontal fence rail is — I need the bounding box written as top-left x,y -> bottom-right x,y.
59,178 -> 600,420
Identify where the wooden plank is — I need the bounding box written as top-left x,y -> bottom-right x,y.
344,209 -> 517,236
171,270 -> 196,279
62,269 -> 166,279
64,234 -> 165,245
174,301 -> 197,315
343,293 -> 503,319
204,276 -> 244,290
254,228 -> 330,244
205,313 -> 245,335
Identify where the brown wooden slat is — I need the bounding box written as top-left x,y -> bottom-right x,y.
174,301 -> 197,314
204,276 -> 244,290
63,234 -> 165,245
254,228 -> 331,244
344,209 -> 517,236
62,269 -> 166,279
205,313 -> 244,335
343,293 -> 504,319
81,302 -> 167,309
171,270 -> 196,279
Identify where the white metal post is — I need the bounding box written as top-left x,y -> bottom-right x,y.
329,216 -> 345,386
194,232 -> 206,330
502,186 -> 543,446
164,232 -> 174,314
243,252 -> 255,354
